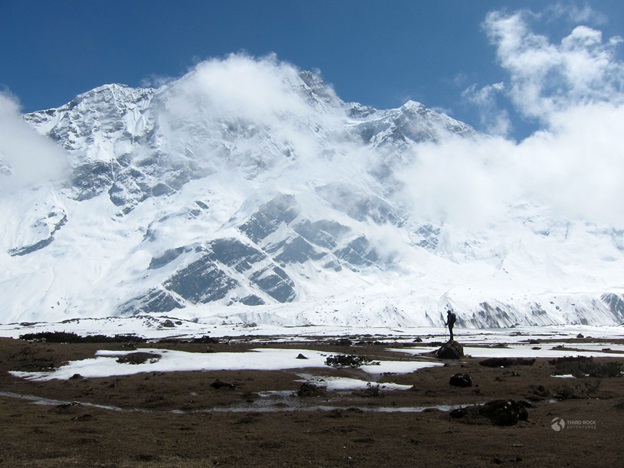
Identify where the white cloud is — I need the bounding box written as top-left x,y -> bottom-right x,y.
545,2 -> 608,25
462,82 -> 511,136
160,53 -> 339,124
401,100 -> 624,229
158,48 -> 624,231
0,93 -> 68,193
400,135 -> 519,228
483,9 -> 624,123
405,6 -> 624,229
516,102 -> 624,224
154,53 -> 349,179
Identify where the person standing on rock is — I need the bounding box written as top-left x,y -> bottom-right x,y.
445,310 -> 457,342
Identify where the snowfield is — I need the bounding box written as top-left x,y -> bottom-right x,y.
3,316 -> 622,382
2,55 -> 624,329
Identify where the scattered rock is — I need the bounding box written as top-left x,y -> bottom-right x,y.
116,352 -> 161,365
435,341 -> 464,359
161,319 -> 175,328
333,338 -> 353,347
479,357 -> 535,368
190,335 -> 219,344
296,353 -> 308,360
481,400 -> 529,426
297,383 -> 326,397
53,402 -> 82,414
549,356 -> 623,378
352,383 -> 384,398
449,373 -> 472,387
554,380 -> 602,400
450,399 -> 528,426
19,331 -> 145,343
71,414 -> 93,422
577,333 -> 584,339
527,384 -> 550,398
325,354 -> 379,368
210,379 -> 236,390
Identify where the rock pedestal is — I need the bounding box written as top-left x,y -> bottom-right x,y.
435,340 -> 464,359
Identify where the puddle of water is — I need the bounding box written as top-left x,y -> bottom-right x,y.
0,390 -> 129,412
0,390 -> 471,414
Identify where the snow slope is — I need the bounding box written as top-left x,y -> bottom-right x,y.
1,55 -> 624,328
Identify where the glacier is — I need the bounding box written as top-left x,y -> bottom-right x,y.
1,55 -> 623,328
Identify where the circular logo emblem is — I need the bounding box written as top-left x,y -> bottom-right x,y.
551,417 -> 566,432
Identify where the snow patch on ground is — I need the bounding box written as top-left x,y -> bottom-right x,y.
10,347 -> 442,382
296,373 -> 413,391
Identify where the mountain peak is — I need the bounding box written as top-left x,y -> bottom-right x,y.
400,100 -> 426,111
5,57 -> 624,329
66,83 -> 155,110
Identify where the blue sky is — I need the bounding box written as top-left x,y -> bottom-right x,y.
1,0 -> 623,140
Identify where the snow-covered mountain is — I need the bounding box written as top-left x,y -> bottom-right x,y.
2,56 -> 623,328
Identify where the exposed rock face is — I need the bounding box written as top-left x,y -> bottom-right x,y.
122,237 -> 297,313
8,208 -> 67,257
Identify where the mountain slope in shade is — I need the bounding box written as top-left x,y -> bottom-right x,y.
2,55 -> 623,328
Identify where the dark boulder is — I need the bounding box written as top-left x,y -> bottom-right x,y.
333,338 -> 353,347
480,400 -> 529,426
210,379 -> 236,390
479,357 -> 535,368
451,399 -> 529,426
116,352 -> 160,365
297,383 -> 326,397
435,341 -> 464,359
449,373 -> 472,387
325,354 -> 379,368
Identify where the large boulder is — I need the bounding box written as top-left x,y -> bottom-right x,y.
435,341 -> 464,359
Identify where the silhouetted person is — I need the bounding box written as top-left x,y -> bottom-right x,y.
445,310 -> 457,342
